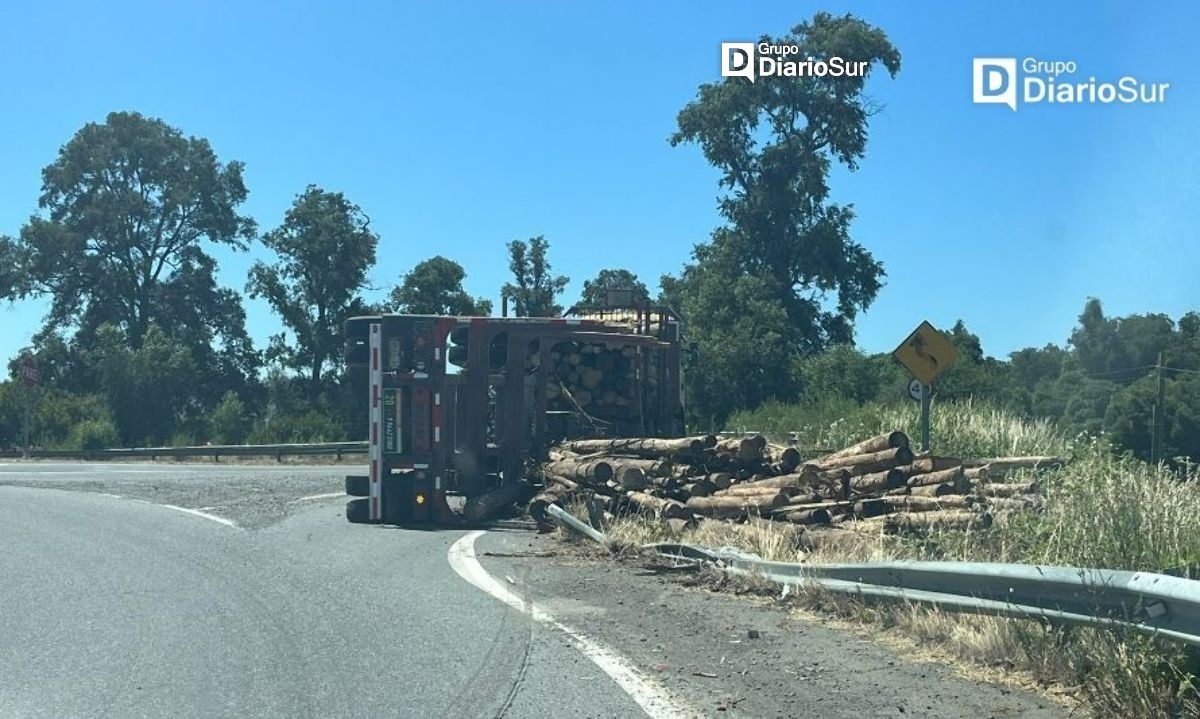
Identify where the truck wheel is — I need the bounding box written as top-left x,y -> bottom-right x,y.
346,498 -> 373,523
345,475 -> 369,497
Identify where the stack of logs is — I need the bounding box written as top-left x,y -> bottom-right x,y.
529,431 -> 1066,534
545,341 -> 640,418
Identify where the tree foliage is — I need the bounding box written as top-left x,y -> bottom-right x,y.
4,111 -> 254,347
248,185 -> 378,396
665,13 -> 901,422
501,236 -> 568,317
389,255 -> 492,316
579,268 -> 650,307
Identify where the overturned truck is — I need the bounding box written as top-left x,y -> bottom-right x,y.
342,302 -> 685,524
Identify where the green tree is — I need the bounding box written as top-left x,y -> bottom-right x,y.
578,268 -> 650,307
84,323 -> 196,445
388,255 -> 492,315
248,186 -> 378,398
2,111 -> 254,347
209,391 -> 249,444
501,236 -> 568,317
664,13 -> 900,423
0,111 -> 258,411
794,345 -> 903,404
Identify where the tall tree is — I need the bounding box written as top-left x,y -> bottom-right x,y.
0,111 -> 258,417
389,255 -> 492,315
578,268 -> 650,307
2,111 -> 254,348
248,186 -> 378,396
664,13 -> 900,422
501,236 -> 568,317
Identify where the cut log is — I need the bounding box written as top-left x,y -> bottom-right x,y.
765,445 -> 802,473
564,437 -> 708,459
544,475 -> 580,491
763,498 -> 844,515
707,472 -> 734,490
611,466 -> 649,491
898,457 -> 962,475
979,480 -> 1040,498
781,508 -> 832,526
853,498 -> 894,518
817,447 -> 914,476
681,479 -> 715,498
962,467 -> 990,484
849,468 -> 907,495
906,466 -> 966,490
462,482 -> 528,522
715,437 -> 763,463
606,458 -> 673,477
815,431 -> 910,464
881,510 -> 992,532
909,482 -> 965,497
887,494 -> 974,512
684,493 -> 789,519
543,458 -> 613,484
626,491 -> 691,519
717,484 -> 806,498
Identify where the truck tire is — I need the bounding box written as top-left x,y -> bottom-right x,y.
345,475 -> 369,497
345,498 -> 373,523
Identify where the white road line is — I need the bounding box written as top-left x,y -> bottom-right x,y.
295,492 -> 345,502
149,502 -> 239,528
448,531 -> 695,719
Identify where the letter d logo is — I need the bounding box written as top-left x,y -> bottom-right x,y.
973,58 -> 1017,111
721,42 -> 756,81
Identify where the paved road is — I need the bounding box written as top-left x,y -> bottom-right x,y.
0,463 -> 1067,718
0,482 -> 643,718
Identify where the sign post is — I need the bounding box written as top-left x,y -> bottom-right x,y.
19,353 -> 40,459
892,321 -> 957,452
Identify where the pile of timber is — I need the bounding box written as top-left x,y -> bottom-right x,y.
530,430 -> 1066,535
445,331 -> 646,422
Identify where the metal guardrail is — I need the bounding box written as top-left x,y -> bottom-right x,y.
0,441 -> 368,461
647,543 -> 1200,647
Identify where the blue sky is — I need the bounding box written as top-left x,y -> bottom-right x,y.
1,1 -> 1197,364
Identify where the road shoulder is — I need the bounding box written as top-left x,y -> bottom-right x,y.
476,531 -> 1066,719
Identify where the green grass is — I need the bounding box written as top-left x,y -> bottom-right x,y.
594,399 -> 1200,717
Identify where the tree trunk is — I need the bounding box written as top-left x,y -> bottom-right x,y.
814,431 -> 909,464
684,493 -> 788,519
906,466 -> 966,490
816,446 -> 914,476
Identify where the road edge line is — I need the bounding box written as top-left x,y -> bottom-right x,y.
447,530 -> 695,719
151,502 -> 239,528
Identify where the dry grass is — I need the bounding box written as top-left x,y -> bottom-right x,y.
570,402 -> 1200,718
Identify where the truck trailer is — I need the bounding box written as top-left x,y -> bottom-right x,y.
341,303 -> 684,524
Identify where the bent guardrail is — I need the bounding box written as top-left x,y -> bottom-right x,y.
0,441 -> 368,461
647,543 -> 1200,646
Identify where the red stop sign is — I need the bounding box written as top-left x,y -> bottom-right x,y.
20,355 -> 39,388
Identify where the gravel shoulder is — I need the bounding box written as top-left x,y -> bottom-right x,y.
477,531 -> 1068,719
0,461 -> 354,528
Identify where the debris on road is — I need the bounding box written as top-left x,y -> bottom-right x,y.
528,430 -> 1063,536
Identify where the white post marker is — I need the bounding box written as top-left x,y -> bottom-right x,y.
368,323 -> 383,521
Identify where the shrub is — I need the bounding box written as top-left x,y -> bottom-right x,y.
247,410 -> 344,444
209,391 -> 249,444
65,418 -> 120,450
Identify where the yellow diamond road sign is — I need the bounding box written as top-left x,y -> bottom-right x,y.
893,321 -> 958,386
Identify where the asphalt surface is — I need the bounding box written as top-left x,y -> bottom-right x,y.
0,462 -> 1067,718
